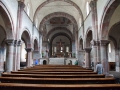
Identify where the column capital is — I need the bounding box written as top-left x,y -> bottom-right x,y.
78,50 -> 85,52
84,48 -> 92,53
89,0 -> 97,8
100,40 -> 110,46
91,40 -> 99,46
18,1 -> 25,9
6,39 -> 14,46
17,40 -> 22,46
14,40 -> 17,46
25,48 -> 33,52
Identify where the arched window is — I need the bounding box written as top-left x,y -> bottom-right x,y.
54,47 -> 56,52
35,18 -> 38,28
26,3 -> 30,16
108,43 -> 111,53
79,18 -> 81,27
86,2 -> 90,15
66,46 -> 69,52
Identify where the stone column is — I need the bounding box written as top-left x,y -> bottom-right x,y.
100,40 -> 110,74
46,50 -> 49,58
16,40 -> 22,70
25,48 -> 33,67
115,49 -> 120,72
78,50 -> 85,66
90,0 -> 98,40
17,1 -> 25,29
13,40 -> 17,71
84,48 -> 92,69
75,31 -> 79,58
72,41 -> 76,58
5,39 -> 14,72
91,40 -> 100,71
0,47 -> 5,73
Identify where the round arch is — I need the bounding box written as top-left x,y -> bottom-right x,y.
79,38 -> 83,50
47,27 -> 73,39
85,28 -> 93,48
0,25 -> 7,47
39,12 -> 78,33
100,0 -> 120,40
49,32 -> 72,57
33,38 -> 39,51
21,30 -> 31,48
0,2 -> 14,39
33,0 -> 83,23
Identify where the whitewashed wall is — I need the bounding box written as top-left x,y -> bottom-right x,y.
84,13 -> 92,39
20,11 -> 33,39
1,0 -> 18,35
108,5 -> 120,31
97,0 -> 109,33
0,15 -> 6,30
24,0 -> 33,21
33,26 -> 39,43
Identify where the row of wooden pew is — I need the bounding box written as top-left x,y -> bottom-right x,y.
0,65 -> 120,90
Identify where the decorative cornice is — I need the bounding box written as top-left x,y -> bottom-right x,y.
89,0 -> 97,8
84,48 -> 92,53
18,1 -> 25,9
25,48 -> 33,52
91,40 -> 99,46
6,39 -> 14,46
100,40 -> 110,46
17,40 -> 22,46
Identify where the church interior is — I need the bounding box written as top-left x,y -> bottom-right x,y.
0,0 -> 120,89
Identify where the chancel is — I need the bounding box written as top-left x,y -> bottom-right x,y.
55,39 -> 65,57
0,0 -> 120,89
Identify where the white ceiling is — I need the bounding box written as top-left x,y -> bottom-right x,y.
23,0 -> 92,40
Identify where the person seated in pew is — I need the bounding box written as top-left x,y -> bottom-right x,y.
34,59 -> 39,65
74,60 -> 78,65
96,62 -> 103,74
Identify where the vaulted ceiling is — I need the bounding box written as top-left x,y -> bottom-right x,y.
24,0 -> 91,27
23,0 -> 92,41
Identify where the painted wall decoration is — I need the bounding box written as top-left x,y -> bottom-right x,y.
49,17 -> 71,25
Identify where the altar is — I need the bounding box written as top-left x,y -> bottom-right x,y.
39,57 -> 78,65
49,58 -> 65,65
56,52 -> 64,57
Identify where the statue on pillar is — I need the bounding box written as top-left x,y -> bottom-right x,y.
68,51 -> 72,58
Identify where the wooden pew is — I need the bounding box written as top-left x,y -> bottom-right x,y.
11,71 -> 97,74
20,67 -> 87,69
0,64 -> 118,89
2,73 -> 105,78
18,69 -> 93,72
0,83 -> 120,90
32,65 -> 81,67
0,77 -> 115,84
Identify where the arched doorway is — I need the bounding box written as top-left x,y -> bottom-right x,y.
0,5 -> 14,72
33,39 -> 39,65
86,30 -> 92,48
50,33 -> 72,58
100,0 -> 120,74
79,39 -> 83,50
0,26 -> 6,72
108,41 -> 115,71
85,30 -> 92,69
21,30 -> 31,68
108,22 -> 120,72
20,40 -> 27,68
78,38 -> 85,67
43,60 -> 47,65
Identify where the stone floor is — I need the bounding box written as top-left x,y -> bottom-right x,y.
109,71 -> 120,78
109,71 -> 120,83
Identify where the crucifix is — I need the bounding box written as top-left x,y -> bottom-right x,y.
56,39 -> 65,52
